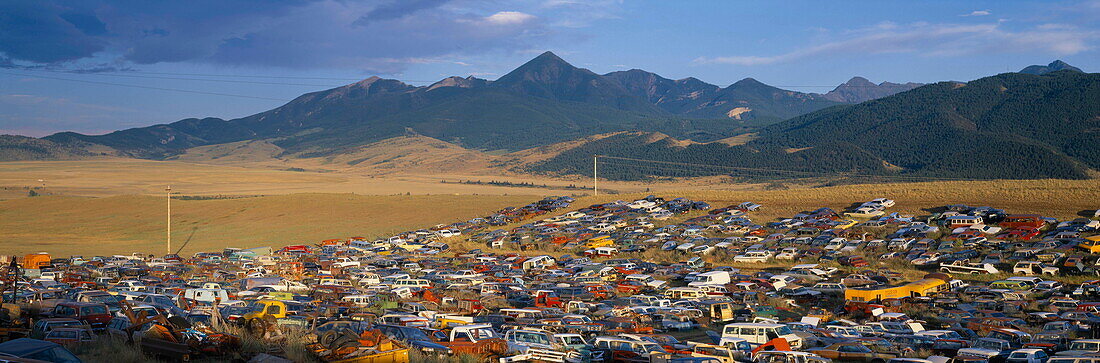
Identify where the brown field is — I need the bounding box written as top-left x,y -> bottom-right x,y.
0,159 -> 763,199
1,164 -> 1096,258
0,193 -> 536,256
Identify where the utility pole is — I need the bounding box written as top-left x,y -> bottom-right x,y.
166,186 -> 171,255
593,155 -> 598,196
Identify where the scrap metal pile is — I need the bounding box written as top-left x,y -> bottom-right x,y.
2,195 -> 1100,363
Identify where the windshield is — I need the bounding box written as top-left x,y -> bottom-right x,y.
81,305 -> 108,315
775,326 -> 794,335
977,340 -> 1006,349
400,327 -> 431,341
643,343 -> 665,354
558,335 -> 586,346
26,347 -> 82,363
87,294 -> 123,304
1070,342 -> 1100,351
514,332 -> 550,345
464,327 -> 498,340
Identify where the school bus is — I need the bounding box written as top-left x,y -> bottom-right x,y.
844,273 -> 951,302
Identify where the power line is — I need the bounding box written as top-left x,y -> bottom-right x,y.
1,71 -> 293,101
25,68 -> 441,83
595,159 -> 819,180
595,155 -> 978,181
595,159 -> 836,181
16,68 -> 346,87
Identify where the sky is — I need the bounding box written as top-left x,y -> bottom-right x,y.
1,0 -> 1098,137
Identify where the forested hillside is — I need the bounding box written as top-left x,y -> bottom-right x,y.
530,70 -> 1099,180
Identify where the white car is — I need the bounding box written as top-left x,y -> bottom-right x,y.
435,229 -> 462,238
563,211 -> 587,219
864,198 -> 896,208
732,251 -> 773,263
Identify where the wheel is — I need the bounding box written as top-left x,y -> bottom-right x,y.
319,330 -> 340,346
331,335 -> 360,350
247,318 -> 267,336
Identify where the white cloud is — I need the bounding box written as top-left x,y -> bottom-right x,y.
695,22 -> 1097,66
962,10 -> 992,16
483,11 -> 536,25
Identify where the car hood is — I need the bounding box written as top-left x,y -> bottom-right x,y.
410,340 -> 451,351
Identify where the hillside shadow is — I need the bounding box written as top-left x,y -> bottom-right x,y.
922,206 -> 948,214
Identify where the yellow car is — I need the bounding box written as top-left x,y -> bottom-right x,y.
834,219 -> 859,230
584,236 -> 614,248
1080,236 -> 1100,253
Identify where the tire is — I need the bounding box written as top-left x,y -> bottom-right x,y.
319,330 -> 340,346
331,335 -> 360,350
247,318 -> 267,336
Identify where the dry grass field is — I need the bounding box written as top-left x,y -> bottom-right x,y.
0,159 -> 761,199
0,193 -> 535,256
2,174 -> 1096,258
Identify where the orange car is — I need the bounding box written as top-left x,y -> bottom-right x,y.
807,342 -> 898,362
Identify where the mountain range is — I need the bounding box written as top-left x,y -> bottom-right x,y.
532,68 -> 1099,180
1,53 -> 1095,181
7,52 -> 912,157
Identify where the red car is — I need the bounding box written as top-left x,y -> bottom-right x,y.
839,256 -> 870,267
50,302 -> 112,330
583,285 -> 613,299
44,327 -> 97,345
616,280 -> 646,294
998,228 -> 1041,240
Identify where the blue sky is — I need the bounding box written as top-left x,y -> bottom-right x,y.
1,0 -> 1098,136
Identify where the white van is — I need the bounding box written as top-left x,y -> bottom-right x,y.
392,279 -> 432,289
183,288 -> 229,305
319,278 -> 354,287
666,287 -> 706,300
341,295 -> 372,307
689,271 -> 733,287
720,323 -> 802,348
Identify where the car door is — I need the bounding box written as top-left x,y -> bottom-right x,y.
838,345 -> 868,361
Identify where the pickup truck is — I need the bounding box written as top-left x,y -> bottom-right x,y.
502,328 -> 602,363
958,337 -> 1014,362
430,324 -> 507,356
241,300 -> 309,335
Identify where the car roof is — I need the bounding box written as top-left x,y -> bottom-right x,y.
0,338 -> 62,356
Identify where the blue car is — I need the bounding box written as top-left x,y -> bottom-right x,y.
375,324 -> 453,356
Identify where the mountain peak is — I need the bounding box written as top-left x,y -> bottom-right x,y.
844,76 -> 875,86
730,77 -> 770,89
495,51 -> 583,85
534,51 -> 565,62
427,76 -> 486,91
822,76 -> 924,103
1020,60 -> 1083,75
350,76 -> 382,86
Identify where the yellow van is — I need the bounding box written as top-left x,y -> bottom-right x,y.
584,236 -> 614,249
